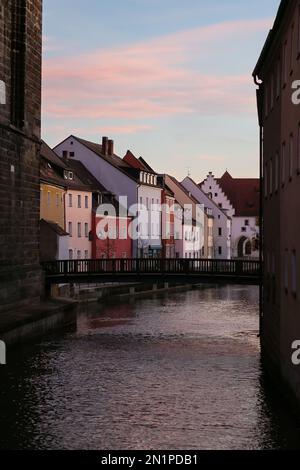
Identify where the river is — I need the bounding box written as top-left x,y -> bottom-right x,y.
0,284 -> 300,449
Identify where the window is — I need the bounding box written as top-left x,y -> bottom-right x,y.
69,249 -> 73,260
122,252 -> 127,259
291,251 -> 297,296
68,222 -> 72,237
68,172 -> 73,180
284,251 -> 289,292
218,247 -> 222,255
245,220 -> 249,226
215,193 -> 218,197
264,162 -> 268,196
84,250 -> 89,259
281,142 -> 286,185
276,59 -> 281,98
152,198 -> 154,208
69,194 -> 72,207
242,227 -> 246,232
269,158 -> 273,195
218,227 -> 222,236
78,195 -> 81,208
283,41 -> 288,85
85,223 -> 89,238
218,203 -> 222,208
264,82 -> 268,117
85,196 -> 88,208
70,152 -> 75,157
289,134 -> 294,180
63,151 -> 68,159
47,192 -> 51,206
298,123 -> 300,173
290,24 -> 294,73
298,5 -> 300,56
146,197 -> 149,210
270,73 -> 274,109
275,152 -> 279,192
77,250 -> 81,260
78,223 -> 81,238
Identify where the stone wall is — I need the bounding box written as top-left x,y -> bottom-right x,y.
0,0 -> 43,311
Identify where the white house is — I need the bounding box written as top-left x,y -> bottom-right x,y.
181,177 -> 232,259
54,136 -> 162,258
200,171 -> 260,259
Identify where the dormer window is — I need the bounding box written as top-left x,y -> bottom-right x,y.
69,171 -> 73,180
140,172 -> 144,183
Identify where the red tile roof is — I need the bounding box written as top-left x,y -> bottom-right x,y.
216,171 -> 259,217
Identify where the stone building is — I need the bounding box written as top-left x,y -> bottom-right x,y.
0,1 -> 43,310
200,171 -> 260,259
253,0 -> 300,409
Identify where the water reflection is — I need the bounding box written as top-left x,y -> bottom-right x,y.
0,285 -> 300,449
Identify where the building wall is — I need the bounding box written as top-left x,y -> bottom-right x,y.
40,183 -> 65,228
137,185 -> 162,257
54,138 -> 137,209
165,175 -> 206,258
258,0 -> 300,405
66,189 -> 92,259
201,175 -> 259,259
0,0 -> 43,310
162,193 -> 176,258
182,177 -> 231,259
93,215 -> 132,259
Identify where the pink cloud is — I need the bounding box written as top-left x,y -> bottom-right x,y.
43,18 -> 272,125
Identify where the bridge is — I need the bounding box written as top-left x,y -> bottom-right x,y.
42,258 -> 262,287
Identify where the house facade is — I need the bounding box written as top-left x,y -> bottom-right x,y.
253,0 -> 300,408
54,136 -> 162,258
164,175 -> 209,259
200,171 -> 260,259
157,176 -> 176,259
0,0 -> 43,310
40,141 -> 67,230
181,177 -> 231,259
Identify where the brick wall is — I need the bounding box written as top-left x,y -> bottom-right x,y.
0,0 -> 43,311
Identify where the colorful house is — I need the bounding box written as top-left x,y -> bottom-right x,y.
181,176 -> 231,259
54,136 -> 162,258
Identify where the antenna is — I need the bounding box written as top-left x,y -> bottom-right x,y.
186,166 -> 191,177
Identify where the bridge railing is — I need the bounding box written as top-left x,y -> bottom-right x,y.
42,258 -> 261,277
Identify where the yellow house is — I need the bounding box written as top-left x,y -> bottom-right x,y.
40,141 -> 67,228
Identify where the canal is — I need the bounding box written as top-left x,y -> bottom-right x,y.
0,285 -> 300,450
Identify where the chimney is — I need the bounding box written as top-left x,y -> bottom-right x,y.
108,139 -> 114,156
102,136 -> 108,155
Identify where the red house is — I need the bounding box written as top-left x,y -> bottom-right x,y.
92,195 -> 133,259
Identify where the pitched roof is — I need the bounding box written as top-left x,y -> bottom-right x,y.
41,141 -> 69,170
216,171 -> 259,217
40,219 -> 69,236
182,176 -> 231,219
66,160 -> 109,193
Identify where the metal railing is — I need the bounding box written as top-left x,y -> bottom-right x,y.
42,258 -> 261,277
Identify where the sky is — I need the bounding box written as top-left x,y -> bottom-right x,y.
42,0 -> 280,181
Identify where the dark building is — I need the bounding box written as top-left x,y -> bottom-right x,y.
0,1 -> 43,310
253,0 -> 300,409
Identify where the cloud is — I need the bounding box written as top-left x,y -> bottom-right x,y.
43,18 -> 272,128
